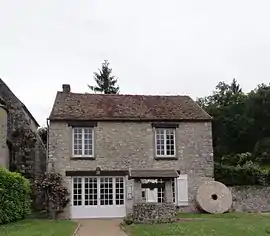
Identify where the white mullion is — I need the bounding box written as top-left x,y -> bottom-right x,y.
163,129 -> 167,155
82,177 -> 85,206
173,129 -> 176,155
71,178 -> 74,206
82,128 -> 85,156
97,178 -> 100,206
113,177 -> 116,205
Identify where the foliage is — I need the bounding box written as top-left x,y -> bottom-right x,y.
0,168 -> 31,224
198,80 -> 270,162
253,137 -> 270,164
219,152 -> 254,166
214,163 -> 270,186
33,173 -> 69,219
0,219 -> 76,236
123,215 -> 134,225
88,60 -> 119,94
37,127 -> 47,146
6,103 -> 37,178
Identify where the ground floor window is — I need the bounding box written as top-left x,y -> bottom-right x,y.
72,177 -> 125,206
142,178 -> 176,203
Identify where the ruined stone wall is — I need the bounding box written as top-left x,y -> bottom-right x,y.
229,186 -> 270,213
0,79 -> 46,178
0,103 -> 8,168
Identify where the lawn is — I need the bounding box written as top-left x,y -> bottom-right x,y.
126,213 -> 270,236
0,219 -> 77,236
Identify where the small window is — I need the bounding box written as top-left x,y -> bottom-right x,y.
155,128 -> 176,157
72,127 -> 94,157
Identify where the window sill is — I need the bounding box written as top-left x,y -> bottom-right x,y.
155,157 -> 178,160
70,157 -> 95,160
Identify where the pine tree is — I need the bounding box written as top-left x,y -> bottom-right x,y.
88,60 -> 119,94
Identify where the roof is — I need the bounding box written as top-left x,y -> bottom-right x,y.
49,91 -> 211,121
0,78 -> 39,127
129,169 -> 179,178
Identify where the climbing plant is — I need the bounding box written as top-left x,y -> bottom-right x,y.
33,172 -> 70,219
7,103 -> 37,178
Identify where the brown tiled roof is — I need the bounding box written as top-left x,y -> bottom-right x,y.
49,92 -> 211,121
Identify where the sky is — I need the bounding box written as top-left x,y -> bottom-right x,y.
1,0 -> 270,126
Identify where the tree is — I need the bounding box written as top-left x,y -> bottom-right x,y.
37,127 -> 47,145
197,79 -> 252,159
88,60 -> 119,94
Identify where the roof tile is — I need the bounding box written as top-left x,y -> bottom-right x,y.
49,92 -> 211,121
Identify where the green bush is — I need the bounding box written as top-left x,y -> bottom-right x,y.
219,152 -> 254,166
214,163 -> 270,186
0,168 -> 31,224
253,137 -> 270,164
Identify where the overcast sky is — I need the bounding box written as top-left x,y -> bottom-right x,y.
1,0 -> 270,126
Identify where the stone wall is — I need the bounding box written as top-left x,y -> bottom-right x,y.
0,78 -> 46,178
229,186 -> 270,213
49,120 -> 214,217
0,103 -> 8,168
132,203 -> 177,223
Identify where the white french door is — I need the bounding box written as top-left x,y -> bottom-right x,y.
71,176 -> 126,219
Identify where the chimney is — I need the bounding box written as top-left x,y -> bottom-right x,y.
62,84 -> 71,93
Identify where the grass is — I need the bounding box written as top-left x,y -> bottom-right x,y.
126,213 -> 270,236
0,219 -> 77,236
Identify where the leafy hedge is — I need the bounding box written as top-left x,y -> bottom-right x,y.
214,163 -> 270,186
0,168 -> 31,224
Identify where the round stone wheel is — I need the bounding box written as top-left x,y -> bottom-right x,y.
196,181 -> 232,214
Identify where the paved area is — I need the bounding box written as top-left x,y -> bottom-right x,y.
76,219 -> 127,236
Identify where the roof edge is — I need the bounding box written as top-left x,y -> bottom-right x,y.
48,118 -> 212,122
0,78 -> 39,127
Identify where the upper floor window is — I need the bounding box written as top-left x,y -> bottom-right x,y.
72,127 -> 94,157
155,128 -> 176,157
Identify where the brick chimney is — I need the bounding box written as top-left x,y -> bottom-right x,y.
62,84 -> 71,93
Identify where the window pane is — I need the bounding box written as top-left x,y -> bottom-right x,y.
84,128 -> 93,156
166,129 -> 175,156
156,128 -> 175,156
73,128 -> 83,155
115,177 -> 125,205
73,177 -> 82,206
85,177 -> 97,206
100,177 -> 113,206
156,129 -> 165,156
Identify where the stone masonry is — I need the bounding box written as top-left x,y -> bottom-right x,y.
229,186 -> 270,213
48,120 -> 214,217
0,78 -> 46,178
133,203 -> 177,223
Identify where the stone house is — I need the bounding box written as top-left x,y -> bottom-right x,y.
48,84 -> 214,219
0,78 -> 46,177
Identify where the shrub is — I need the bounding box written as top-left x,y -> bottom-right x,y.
33,172 -> 69,219
123,215 -> 134,225
0,168 -> 31,224
253,137 -> 270,164
220,152 -> 254,166
214,163 -> 270,186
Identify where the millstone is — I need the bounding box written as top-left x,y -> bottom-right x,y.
196,181 -> 232,214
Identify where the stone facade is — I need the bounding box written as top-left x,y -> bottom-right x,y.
0,78 -> 46,178
0,103 -> 8,167
133,203 -> 177,223
48,120 -> 214,217
229,186 -> 270,213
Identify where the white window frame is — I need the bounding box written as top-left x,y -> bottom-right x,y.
155,128 -> 176,157
72,127 -> 94,157
71,176 -> 125,206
